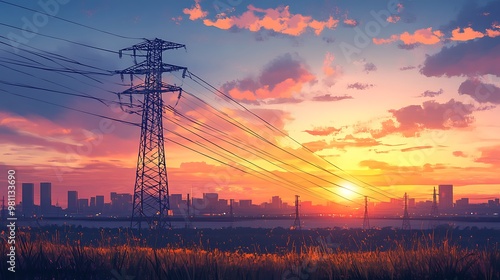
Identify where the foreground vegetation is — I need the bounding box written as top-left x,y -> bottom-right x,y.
1,227 -> 500,279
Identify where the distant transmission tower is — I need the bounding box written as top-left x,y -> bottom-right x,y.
291,195 -> 301,230
431,186 -> 439,217
402,193 -> 411,230
429,186 -> 439,229
229,198 -> 234,228
116,38 -> 187,231
185,193 -> 191,229
363,196 -> 370,230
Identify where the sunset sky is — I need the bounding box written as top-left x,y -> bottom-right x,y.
1,0 -> 499,208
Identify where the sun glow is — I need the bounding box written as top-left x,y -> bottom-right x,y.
338,183 -> 358,201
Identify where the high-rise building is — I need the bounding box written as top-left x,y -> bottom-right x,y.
22,183 -> 34,216
169,194 -> 182,208
239,199 -> 252,208
271,196 -> 282,209
96,195 -> 105,212
90,197 -> 96,209
439,184 -> 453,209
40,182 -> 51,214
78,198 -> 89,212
67,191 -> 78,213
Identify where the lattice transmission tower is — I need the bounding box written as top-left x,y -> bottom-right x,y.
291,195 -> 301,230
431,186 -> 439,217
363,196 -> 370,230
116,38 -> 187,231
402,192 -> 411,230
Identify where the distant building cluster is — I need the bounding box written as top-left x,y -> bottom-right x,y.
3,183 -> 499,218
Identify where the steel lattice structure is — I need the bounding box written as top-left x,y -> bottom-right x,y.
116,38 -> 187,231
363,196 -> 370,230
402,192 -> 411,230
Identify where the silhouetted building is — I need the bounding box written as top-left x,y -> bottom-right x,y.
22,183 -> 34,216
78,198 -> 89,212
40,182 -> 51,214
90,197 -> 96,209
170,194 -> 182,209
439,184 -> 453,209
67,191 -> 78,213
239,199 -> 252,208
110,192 -> 132,213
271,196 -> 282,209
96,195 -> 105,212
456,198 -> 469,208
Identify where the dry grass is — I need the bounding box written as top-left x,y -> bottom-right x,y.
1,231 -> 500,279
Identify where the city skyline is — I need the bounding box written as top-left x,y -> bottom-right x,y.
0,1 -> 499,206
12,181 -> 500,214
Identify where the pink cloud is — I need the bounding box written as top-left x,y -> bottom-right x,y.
201,5 -> 339,36
368,99 -> 476,138
183,0 -> 208,21
343,18 -> 358,27
387,15 -> 400,23
450,27 -> 485,41
400,27 -> 443,45
222,53 -> 315,101
475,145 -> 500,166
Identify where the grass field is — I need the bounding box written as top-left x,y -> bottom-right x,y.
1,227 -> 500,279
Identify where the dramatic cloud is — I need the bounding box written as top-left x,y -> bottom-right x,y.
421,37 -> 500,78
373,28 -> 443,46
222,53 -> 315,101
475,145 -> 500,167
303,126 -> 342,136
311,94 -> 352,102
420,89 -> 444,98
458,78 -> 500,104
450,27 -> 485,41
440,1 -> 500,34
347,83 -> 373,90
369,99 -> 476,138
183,0 -> 208,21
202,5 -> 339,36
364,62 -> 377,73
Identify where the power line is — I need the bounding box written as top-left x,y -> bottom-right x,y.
0,0 -> 142,40
187,71 -> 398,200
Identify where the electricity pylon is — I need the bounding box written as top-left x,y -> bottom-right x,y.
116,38 -> 187,231
431,186 -> 439,217
291,195 -> 301,230
402,192 -> 411,230
429,186 -> 439,229
363,196 -> 370,230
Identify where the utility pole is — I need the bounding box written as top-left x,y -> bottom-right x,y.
292,195 -> 301,230
402,192 -> 411,230
363,196 -> 370,230
116,38 -> 187,231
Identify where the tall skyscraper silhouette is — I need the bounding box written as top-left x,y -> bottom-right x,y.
22,183 -> 34,216
67,191 -> 78,213
438,184 -> 453,209
40,182 -> 52,214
